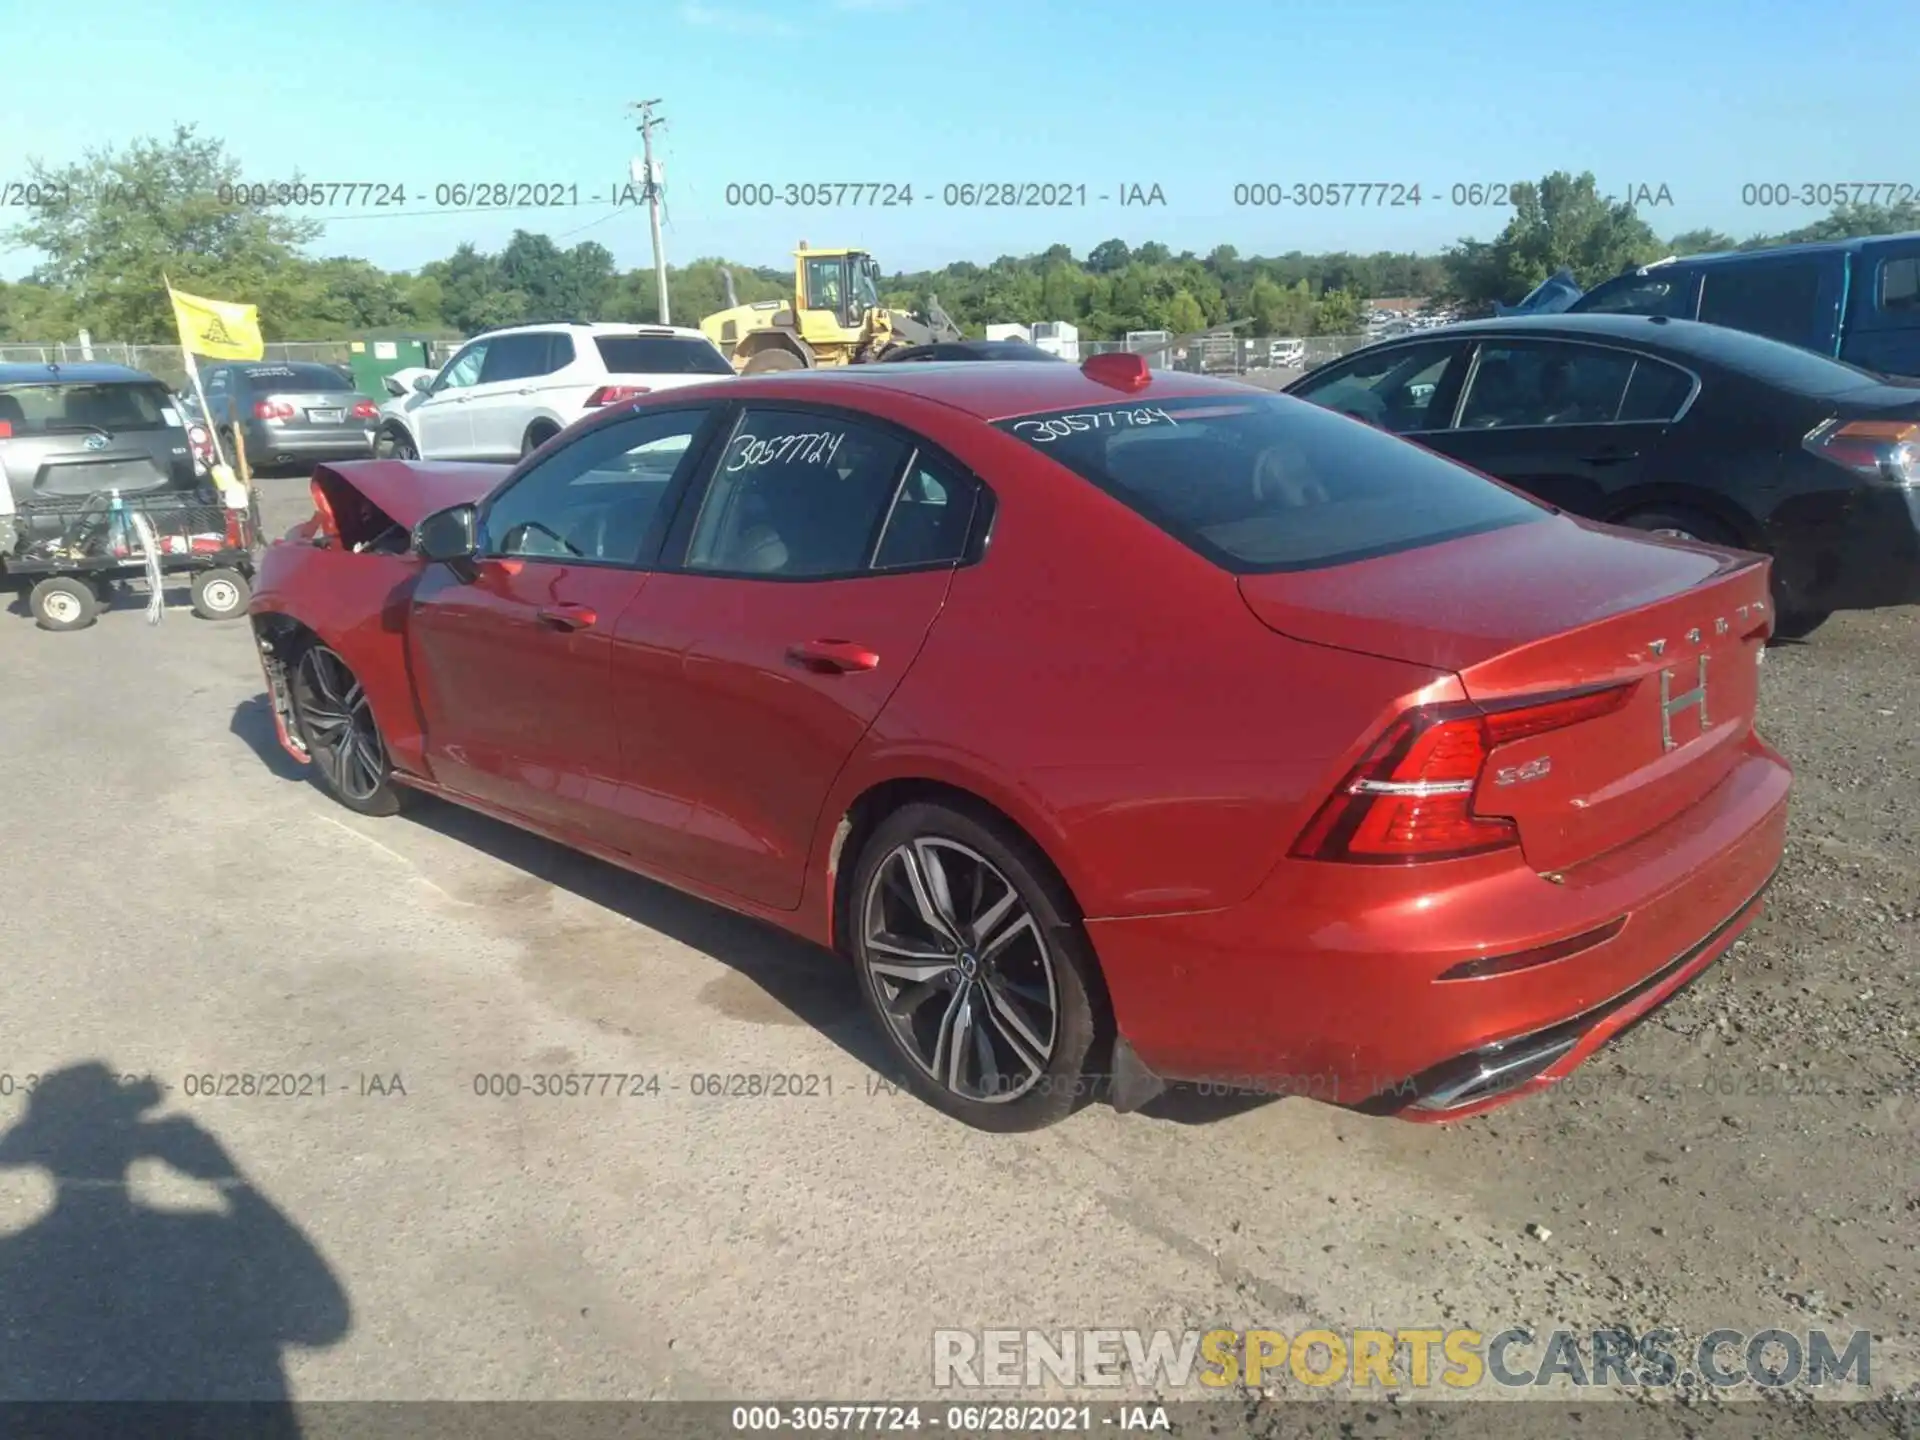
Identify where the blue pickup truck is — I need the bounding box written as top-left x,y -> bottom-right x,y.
1553,232 -> 1920,376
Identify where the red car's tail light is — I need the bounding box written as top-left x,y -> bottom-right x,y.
1804,418 -> 1920,487
585,385 -> 650,406
1293,683 -> 1636,864
310,477 -> 341,544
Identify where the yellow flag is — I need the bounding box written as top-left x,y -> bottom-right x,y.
168,287 -> 264,361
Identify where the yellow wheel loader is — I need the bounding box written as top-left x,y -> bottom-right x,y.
699,245 -> 962,373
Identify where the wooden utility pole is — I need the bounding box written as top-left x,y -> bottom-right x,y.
628,100 -> 670,324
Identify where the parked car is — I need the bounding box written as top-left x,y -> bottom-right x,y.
1286,313 -> 1920,638
251,352 -> 1789,1132
374,322 -> 736,462
875,339 -> 1067,363
1562,233 -> 1920,376
0,362 -> 200,519
195,361 -> 381,472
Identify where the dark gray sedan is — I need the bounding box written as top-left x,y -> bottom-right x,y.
192,361 -> 379,470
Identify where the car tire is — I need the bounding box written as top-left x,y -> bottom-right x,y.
376,425 -> 419,461
29,576 -> 100,632
848,801 -> 1104,1133
1617,507 -> 1739,547
190,567 -> 251,621
743,348 -> 805,374
521,423 -> 559,457
1772,608 -> 1831,640
288,642 -> 417,818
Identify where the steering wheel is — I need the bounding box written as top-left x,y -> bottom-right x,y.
502,521 -> 582,557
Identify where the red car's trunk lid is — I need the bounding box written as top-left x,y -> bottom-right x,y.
1240,515 -> 1775,872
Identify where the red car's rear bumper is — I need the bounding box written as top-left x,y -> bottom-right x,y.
1087,735 -> 1791,1119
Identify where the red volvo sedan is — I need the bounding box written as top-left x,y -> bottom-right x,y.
249,353 -> 1791,1131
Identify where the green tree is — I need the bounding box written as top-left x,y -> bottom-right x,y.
1086,238 -> 1131,274
1166,290 -> 1207,333
1441,170 -> 1664,306
3,125 -> 322,341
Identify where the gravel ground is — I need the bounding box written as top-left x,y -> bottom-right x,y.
0,473 -> 1912,1418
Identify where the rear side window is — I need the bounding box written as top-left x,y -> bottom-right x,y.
1616,358 -> 1696,421
477,334 -> 551,384
240,363 -> 353,392
1456,343 -> 1637,428
686,409 -> 913,577
1879,257 -> 1920,315
0,380 -> 178,433
595,335 -> 734,376
997,395 -> 1544,573
1697,261 -> 1825,346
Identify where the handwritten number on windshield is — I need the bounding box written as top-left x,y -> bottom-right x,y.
1012,407 -> 1178,444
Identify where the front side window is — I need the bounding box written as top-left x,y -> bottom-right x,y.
997,394 -> 1544,573
434,342 -> 489,392
483,409 -> 711,563
1292,342 -> 1462,433
686,409 -> 912,577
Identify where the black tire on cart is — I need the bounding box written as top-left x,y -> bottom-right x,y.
190,567 -> 251,621
30,576 -> 100,632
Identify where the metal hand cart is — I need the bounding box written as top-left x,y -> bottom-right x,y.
2,486 -> 261,632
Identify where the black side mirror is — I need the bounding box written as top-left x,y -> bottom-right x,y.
414,504 -> 479,570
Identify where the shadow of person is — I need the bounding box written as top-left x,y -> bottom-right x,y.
0,1063 -> 350,1429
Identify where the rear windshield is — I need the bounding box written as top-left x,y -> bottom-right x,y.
241,363 -> 354,391
595,335 -> 734,376
0,380 -> 179,433
996,394 -> 1545,572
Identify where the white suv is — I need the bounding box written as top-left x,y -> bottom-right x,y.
375,322 -> 736,461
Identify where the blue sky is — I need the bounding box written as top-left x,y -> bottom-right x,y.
1,0 -> 1905,279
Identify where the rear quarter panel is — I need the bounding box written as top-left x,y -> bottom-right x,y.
815,415 -> 1458,921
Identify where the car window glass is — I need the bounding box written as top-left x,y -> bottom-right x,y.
1457,343 -> 1637,428
544,333 -> 576,373
1294,342 -> 1458,433
873,457 -> 980,569
484,409 -> 709,563
206,369 -> 229,392
593,335 -> 734,375
436,343 -> 488,391
1616,358 -> 1696,422
686,410 -> 911,577
1572,273 -> 1693,317
0,381 -> 176,433
1697,261 -> 1824,346
1879,257 -> 1920,315
997,395 -> 1542,572
805,258 -> 844,313
478,335 -> 543,384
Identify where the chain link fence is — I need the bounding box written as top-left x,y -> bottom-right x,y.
2,333 -> 1375,391
0,340 -> 463,390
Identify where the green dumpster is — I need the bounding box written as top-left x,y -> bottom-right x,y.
347,336 -> 433,399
